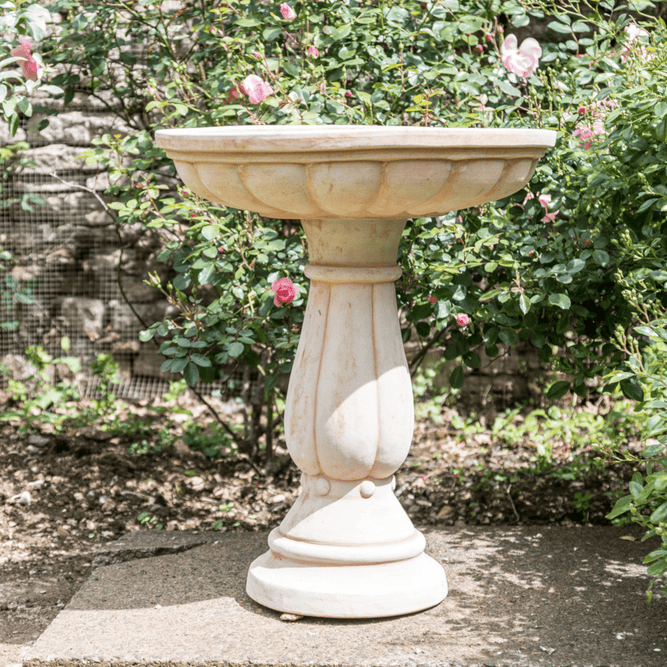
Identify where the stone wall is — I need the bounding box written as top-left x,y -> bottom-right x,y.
0,98 -> 184,396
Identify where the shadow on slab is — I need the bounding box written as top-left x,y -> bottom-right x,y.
55,525 -> 667,666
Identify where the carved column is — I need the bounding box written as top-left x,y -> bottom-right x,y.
246,219 -> 448,618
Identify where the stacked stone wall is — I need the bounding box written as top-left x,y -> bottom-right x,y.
0,96 -> 186,396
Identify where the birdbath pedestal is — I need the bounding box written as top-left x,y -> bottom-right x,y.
155,125 -> 556,619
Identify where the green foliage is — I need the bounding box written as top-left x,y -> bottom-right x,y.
491,402 -> 643,475
0,345 -> 124,433
605,318 -> 667,600
0,343 -> 83,432
182,421 -> 240,459
29,0 -> 667,402
0,144 -> 45,331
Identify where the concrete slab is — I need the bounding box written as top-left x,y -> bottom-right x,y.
23,526 -> 667,667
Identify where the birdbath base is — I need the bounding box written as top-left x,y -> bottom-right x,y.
247,474 -> 447,618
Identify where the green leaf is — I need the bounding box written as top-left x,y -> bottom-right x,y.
635,325 -> 658,338
620,380 -> 644,401
496,78 -> 522,98
566,258 -> 586,274
171,357 -> 189,373
139,329 -> 155,342
263,26 -> 282,41
173,274 -> 191,290
435,300 -> 450,319
592,249 -> 610,267
332,24 -> 352,41
646,560 -> 667,577
450,364 -> 465,389
530,333 -> 546,348
571,20 -> 590,32
416,321 -> 430,337
228,342 -> 244,358
548,20 -> 572,34
499,328 -> 519,346
201,225 -> 220,240
16,96 -> 32,116
641,444 -> 665,457
190,353 -> 211,367
548,293 -> 571,310
629,480 -> 644,498
183,361 -> 200,386
14,292 -> 34,304
606,495 -> 633,519
649,501 -> 667,524
198,264 -> 215,285
519,294 -> 531,315
547,381 -> 570,400
463,351 -> 481,369
160,359 -> 174,373
7,112 -> 18,136
235,17 -> 260,27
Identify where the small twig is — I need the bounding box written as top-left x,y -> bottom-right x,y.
507,484 -> 520,522
190,386 -> 245,448
48,171 -> 152,331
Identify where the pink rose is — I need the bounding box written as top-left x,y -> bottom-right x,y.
307,45 -> 319,58
577,105 -> 586,114
501,34 -> 542,78
344,90 -> 353,98
240,74 -> 273,104
573,126 -> 594,149
271,277 -> 299,306
625,23 -> 648,42
455,314 -> 469,328
225,86 -> 240,103
475,44 -> 483,52
622,23 -> 650,62
10,39 -> 39,81
573,120 -> 605,149
280,3 -> 296,20
428,296 -> 437,304
592,120 -> 605,135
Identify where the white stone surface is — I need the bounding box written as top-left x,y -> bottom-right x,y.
156,125 -> 556,618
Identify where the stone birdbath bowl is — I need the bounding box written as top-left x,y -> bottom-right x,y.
155,125 -> 556,619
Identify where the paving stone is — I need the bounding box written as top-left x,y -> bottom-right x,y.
24,526 -> 667,667
91,530 -> 220,567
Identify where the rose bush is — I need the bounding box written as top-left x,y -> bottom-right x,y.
26,0 -> 664,399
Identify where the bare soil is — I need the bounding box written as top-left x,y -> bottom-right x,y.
0,392 -> 643,666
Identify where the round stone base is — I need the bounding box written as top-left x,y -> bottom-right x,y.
246,550 -> 447,619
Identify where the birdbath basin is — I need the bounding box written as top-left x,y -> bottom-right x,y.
155,125 -> 556,618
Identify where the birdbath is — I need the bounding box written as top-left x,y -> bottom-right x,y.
155,125 -> 556,618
